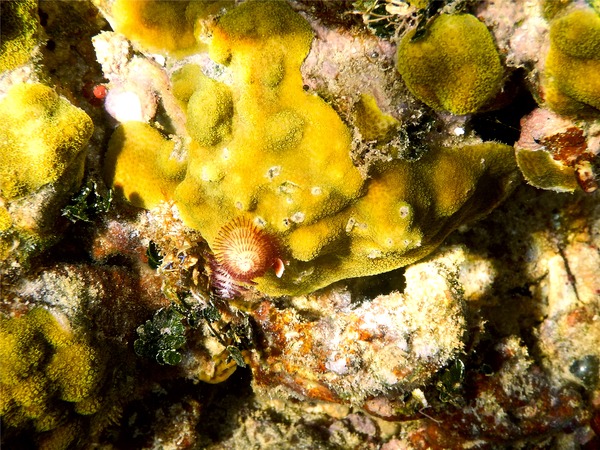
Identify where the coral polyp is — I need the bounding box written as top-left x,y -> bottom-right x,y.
213,217 -> 281,283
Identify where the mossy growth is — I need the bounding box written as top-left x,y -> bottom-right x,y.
0,0 -> 40,72
134,307 -> 186,366
396,13 -> 505,115
105,1 -> 519,296
544,8 -> 600,116
0,308 -> 106,447
110,0 -> 234,55
61,180 -> 112,224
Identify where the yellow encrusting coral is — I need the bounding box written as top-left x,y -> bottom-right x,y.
172,68 -> 234,147
105,1 -> 519,296
0,83 -> 93,200
109,0 -> 234,55
0,83 -> 93,265
0,207 -> 12,233
396,13 -> 505,115
0,308 -> 105,443
104,121 -> 186,209
543,8 -> 600,115
0,0 -> 40,72
353,93 -> 400,142
173,0 -> 366,241
270,142 -> 518,296
516,150 -> 579,192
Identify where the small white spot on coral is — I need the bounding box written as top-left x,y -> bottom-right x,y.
278,181 -> 300,195
399,205 -> 410,218
222,147 -> 230,160
311,186 -> 322,195
266,166 -> 281,179
235,201 -> 243,210
291,212 -> 305,223
345,217 -> 356,233
367,249 -> 382,259
200,166 -> 212,181
152,54 -> 166,66
453,126 -> 465,136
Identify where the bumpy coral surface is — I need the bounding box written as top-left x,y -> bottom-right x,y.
104,122 -> 185,209
0,83 -> 93,263
0,308 -> 105,448
396,13 -> 504,115
544,8 -> 600,115
108,0 -> 233,55
353,93 -> 400,142
105,1 -> 518,296
0,0 -> 39,72
0,83 -> 92,200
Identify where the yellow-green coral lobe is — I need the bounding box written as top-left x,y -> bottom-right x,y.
544,8 -> 600,115
0,309 -> 105,439
0,0 -> 39,72
396,14 -> 504,115
550,9 -> 600,59
260,142 -> 518,296
109,0 -> 235,55
110,0 -> 194,54
104,121 -> 186,209
0,83 -> 93,200
174,0 -> 365,240
0,83 -> 93,264
516,149 -> 579,192
176,71 -> 234,147
353,94 -> 400,142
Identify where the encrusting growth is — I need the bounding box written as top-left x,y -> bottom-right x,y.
543,8 -> 600,115
0,83 -> 93,264
396,13 -> 505,115
0,308 -> 106,448
103,1 -> 519,296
